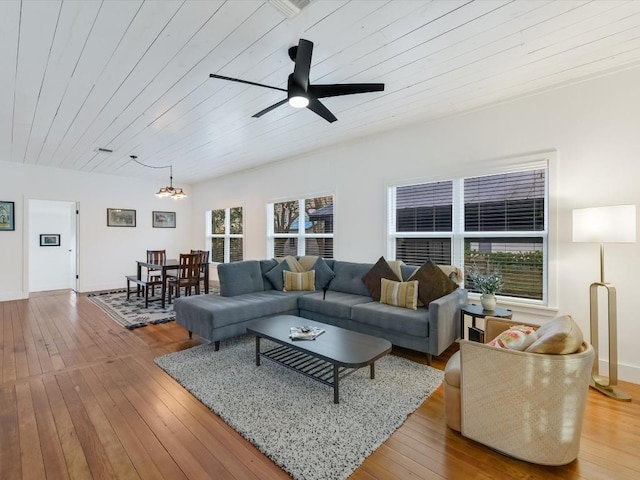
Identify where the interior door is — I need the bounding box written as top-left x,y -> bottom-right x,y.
28,199 -> 77,292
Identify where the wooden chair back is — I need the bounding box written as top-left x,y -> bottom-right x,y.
178,253 -> 201,280
145,250 -> 166,290
146,249 -> 166,265
167,253 -> 201,303
190,249 -> 210,270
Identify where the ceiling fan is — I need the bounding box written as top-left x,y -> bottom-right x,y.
209,39 -> 384,123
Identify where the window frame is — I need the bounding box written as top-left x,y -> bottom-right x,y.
206,206 -> 244,263
387,153 -> 555,307
267,195 -> 335,258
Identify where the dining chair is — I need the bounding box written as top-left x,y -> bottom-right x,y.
190,249 -> 210,294
146,249 -> 166,296
168,253 -> 201,304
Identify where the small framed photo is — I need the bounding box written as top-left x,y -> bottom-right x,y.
153,211 -> 176,228
0,201 -> 15,231
40,234 -> 61,247
107,208 -> 136,227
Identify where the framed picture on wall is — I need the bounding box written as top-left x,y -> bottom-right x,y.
0,201 -> 15,231
107,208 -> 136,227
153,211 -> 176,228
40,234 -> 61,246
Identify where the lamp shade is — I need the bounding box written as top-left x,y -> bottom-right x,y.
572,205 -> 636,243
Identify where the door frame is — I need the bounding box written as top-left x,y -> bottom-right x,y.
24,198 -> 80,295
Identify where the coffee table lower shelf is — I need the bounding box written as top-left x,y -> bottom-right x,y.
256,340 -> 375,404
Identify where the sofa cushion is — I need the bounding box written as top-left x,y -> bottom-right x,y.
218,261 -> 264,297
264,261 -> 291,291
525,315 -> 583,354
409,260 -> 458,306
329,261 -> 373,297
284,270 -> 315,291
351,301 -> 428,337
174,290 -> 304,329
311,257 -> 336,290
380,278 -> 418,310
488,325 -> 538,351
361,256 -> 401,300
298,291 -> 373,320
400,264 -> 418,281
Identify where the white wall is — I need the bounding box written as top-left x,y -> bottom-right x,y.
190,66 -> 640,382
0,162 -> 194,299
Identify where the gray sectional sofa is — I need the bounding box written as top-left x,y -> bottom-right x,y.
174,258 -> 467,363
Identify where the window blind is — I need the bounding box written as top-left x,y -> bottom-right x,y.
390,165 -> 548,302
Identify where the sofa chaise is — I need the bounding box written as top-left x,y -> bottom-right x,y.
174,258 -> 467,363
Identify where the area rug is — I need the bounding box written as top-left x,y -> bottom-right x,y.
155,335 -> 444,480
87,290 -> 175,329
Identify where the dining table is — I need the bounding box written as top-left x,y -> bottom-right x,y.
136,257 -> 210,309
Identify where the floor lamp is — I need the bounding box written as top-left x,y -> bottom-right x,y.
572,204 -> 636,401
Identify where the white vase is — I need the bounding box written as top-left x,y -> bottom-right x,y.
481,293 -> 496,311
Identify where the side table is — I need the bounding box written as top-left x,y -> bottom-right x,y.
460,304 -> 513,342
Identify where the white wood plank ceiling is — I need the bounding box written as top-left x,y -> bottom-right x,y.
2,0 -> 640,184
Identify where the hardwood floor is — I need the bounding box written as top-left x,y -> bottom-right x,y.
1,290 -> 639,480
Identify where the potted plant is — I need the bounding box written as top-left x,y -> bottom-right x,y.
467,264 -> 503,311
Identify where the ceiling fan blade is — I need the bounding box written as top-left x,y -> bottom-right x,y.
209,74 -> 286,92
307,98 -> 337,123
252,98 -> 289,118
291,39 -> 313,91
309,83 -> 385,99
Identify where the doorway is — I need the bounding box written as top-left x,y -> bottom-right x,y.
28,199 -> 78,293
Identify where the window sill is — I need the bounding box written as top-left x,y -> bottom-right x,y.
467,293 -> 559,318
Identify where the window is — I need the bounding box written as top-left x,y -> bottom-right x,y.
207,207 -> 243,263
268,195 -> 334,258
389,166 -> 548,303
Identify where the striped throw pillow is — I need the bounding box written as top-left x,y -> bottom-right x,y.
283,270 -> 316,291
380,278 -> 418,310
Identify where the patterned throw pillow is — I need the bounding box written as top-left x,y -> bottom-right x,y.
379,278 -> 419,310
283,270 -> 316,291
487,325 -> 538,351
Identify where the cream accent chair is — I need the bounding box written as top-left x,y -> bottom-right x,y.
444,317 -> 594,466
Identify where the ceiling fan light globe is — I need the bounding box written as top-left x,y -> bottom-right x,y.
289,96 -> 309,108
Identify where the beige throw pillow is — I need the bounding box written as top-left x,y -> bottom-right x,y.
283,270 -> 316,291
525,315 -> 583,354
380,278 -> 418,310
386,260 -> 405,281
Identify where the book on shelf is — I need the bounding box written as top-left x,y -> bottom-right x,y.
289,325 -> 325,340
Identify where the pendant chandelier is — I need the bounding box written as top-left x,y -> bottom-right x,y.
130,155 -> 187,199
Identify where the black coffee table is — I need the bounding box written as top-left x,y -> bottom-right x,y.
246,315 -> 392,404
